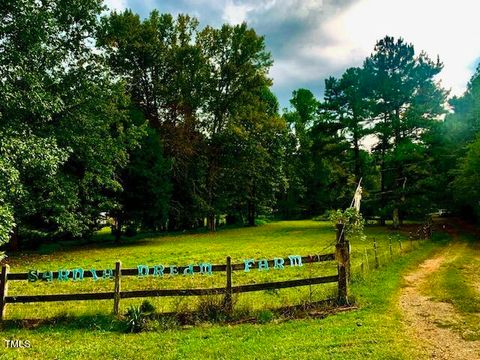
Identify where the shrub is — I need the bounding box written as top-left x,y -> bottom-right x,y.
196,296 -> 228,323
125,305 -> 147,333
329,208 -> 365,241
257,310 -> 274,324
140,300 -> 156,314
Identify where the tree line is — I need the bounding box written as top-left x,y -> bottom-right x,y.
1,1 -> 479,252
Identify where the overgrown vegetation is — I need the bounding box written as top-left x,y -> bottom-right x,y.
328,208 -> 365,240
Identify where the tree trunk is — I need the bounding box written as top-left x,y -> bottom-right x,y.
226,214 -> 238,225
9,226 -> 20,252
247,201 -> 255,227
353,127 -> 361,183
207,214 -> 216,232
379,138 -> 386,227
392,208 -> 400,229
114,215 -> 122,243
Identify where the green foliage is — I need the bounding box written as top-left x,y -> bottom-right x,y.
321,67 -> 372,182
196,296 -> 228,323
1,0 -> 477,250
453,136 -> 480,220
140,300 -> 156,314
0,0 -> 143,248
279,36 -> 447,223
125,305 -> 148,333
278,88 -> 354,218
99,10 -> 282,231
329,208 -> 366,240
256,310 -> 274,324
363,36 -> 447,223
118,126 -> 172,233
426,65 -> 480,222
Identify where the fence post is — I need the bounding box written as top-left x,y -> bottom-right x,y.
224,256 -> 233,313
336,223 -> 350,305
364,249 -> 369,271
113,261 -> 122,316
0,264 -> 9,321
374,239 -> 379,269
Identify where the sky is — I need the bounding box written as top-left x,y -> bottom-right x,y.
104,0 -> 480,108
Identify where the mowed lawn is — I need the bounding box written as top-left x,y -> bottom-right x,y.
0,220 -> 440,359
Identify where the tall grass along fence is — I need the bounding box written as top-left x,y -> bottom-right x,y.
354,222 -> 432,278
0,225 -> 351,320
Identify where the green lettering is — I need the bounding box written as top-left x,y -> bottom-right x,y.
169,266 -> 178,275
72,268 -> 84,281
27,270 -> 38,282
137,265 -> 149,277
42,271 -> 53,282
199,263 -> 212,275
273,258 -> 285,270
58,269 -> 70,281
183,264 -> 194,275
102,269 -> 113,280
288,255 -> 303,267
244,259 -> 255,272
258,259 -> 269,271
90,269 -> 100,281
153,265 -> 164,276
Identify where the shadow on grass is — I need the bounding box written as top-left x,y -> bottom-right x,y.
33,225 -> 240,255
31,222 -> 335,256
0,299 -> 353,333
1,313 -> 126,333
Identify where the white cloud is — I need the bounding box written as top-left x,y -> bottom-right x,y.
103,0 -> 128,12
223,1 -> 252,24
223,0 -> 278,25
322,0 -> 480,96
99,0 -> 480,105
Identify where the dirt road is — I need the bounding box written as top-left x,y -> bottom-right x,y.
400,228 -> 480,359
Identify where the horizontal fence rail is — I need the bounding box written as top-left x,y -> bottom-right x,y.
5,254 -> 336,281
5,275 -> 339,304
0,248 -> 347,320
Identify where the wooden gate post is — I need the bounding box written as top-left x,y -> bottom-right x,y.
0,264 -> 10,320
113,261 -> 122,316
224,256 -> 233,313
336,223 -> 350,305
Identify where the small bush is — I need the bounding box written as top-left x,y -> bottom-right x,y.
156,315 -> 179,330
257,310 -> 274,324
125,305 -> 147,333
196,296 -> 228,323
140,300 -> 156,314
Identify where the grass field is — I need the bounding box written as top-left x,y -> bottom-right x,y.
0,220 -> 442,359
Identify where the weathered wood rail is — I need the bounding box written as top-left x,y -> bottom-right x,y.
0,225 -> 350,320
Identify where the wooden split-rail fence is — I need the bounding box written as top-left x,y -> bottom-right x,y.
0,224 -> 350,320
